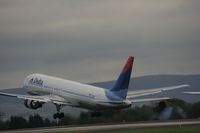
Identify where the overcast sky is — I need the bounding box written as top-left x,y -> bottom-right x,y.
0,0 -> 200,88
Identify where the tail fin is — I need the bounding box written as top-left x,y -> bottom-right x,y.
110,56 -> 134,99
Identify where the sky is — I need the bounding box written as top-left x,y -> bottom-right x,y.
0,0 -> 200,88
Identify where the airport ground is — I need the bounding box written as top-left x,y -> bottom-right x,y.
0,119 -> 200,133
55,125 -> 200,133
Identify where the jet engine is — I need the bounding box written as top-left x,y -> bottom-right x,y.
24,99 -> 42,109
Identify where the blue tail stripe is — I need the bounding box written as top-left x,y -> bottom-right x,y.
111,68 -> 132,91
110,67 -> 132,99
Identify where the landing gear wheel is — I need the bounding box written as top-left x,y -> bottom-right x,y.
53,113 -> 58,119
53,112 -> 64,119
53,104 -> 64,119
59,112 -> 64,118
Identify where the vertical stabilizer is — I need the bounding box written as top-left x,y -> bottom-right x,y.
110,56 -> 134,99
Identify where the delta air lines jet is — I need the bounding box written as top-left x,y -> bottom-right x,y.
0,56 -> 189,119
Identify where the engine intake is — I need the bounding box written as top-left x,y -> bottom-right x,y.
24,100 -> 42,109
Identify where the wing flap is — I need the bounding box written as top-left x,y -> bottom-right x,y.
0,92 -> 20,98
0,92 -> 50,102
183,92 -> 200,95
127,84 -> 189,98
0,91 -> 70,105
127,91 -> 162,99
131,97 -> 170,103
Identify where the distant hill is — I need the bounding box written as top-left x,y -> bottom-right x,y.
0,74 -> 200,119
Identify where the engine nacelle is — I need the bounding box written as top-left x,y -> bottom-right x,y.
24,99 -> 42,109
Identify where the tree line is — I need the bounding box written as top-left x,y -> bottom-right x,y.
1,99 -> 200,130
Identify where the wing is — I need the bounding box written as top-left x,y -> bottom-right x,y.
0,91 -> 72,106
127,84 -> 189,103
183,92 -> 200,95
127,84 -> 189,99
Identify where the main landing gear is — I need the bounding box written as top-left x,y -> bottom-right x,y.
53,104 -> 64,119
53,112 -> 64,119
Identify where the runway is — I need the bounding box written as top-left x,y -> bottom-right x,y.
0,119 -> 200,133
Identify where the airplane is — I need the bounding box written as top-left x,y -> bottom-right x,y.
0,56 -> 189,119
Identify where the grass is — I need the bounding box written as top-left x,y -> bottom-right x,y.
54,125 -> 200,133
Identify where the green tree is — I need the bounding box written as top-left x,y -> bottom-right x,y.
9,116 -> 28,129
58,114 -> 78,125
44,118 -> 51,127
28,114 -> 44,128
0,112 -> 9,130
188,101 -> 200,118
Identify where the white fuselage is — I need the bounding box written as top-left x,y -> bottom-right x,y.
22,74 -> 131,110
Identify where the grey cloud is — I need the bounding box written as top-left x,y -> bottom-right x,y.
0,0 -> 200,88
